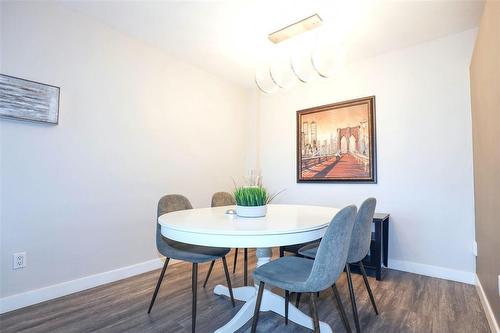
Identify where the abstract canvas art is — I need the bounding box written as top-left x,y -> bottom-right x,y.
0,74 -> 60,124
297,96 -> 377,183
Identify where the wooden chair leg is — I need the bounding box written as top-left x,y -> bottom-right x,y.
279,247 -> 284,257
232,248 -> 239,274
308,292 -> 320,333
221,257 -> 235,307
295,292 -> 302,308
192,263 -> 198,333
191,263 -> 198,333
147,258 -> 169,313
203,260 -> 215,288
244,248 -> 248,286
251,281 -> 265,333
332,283 -> 352,333
285,290 -> 290,325
359,261 -> 379,315
346,264 -> 361,333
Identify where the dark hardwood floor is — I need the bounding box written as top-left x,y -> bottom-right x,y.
0,249 -> 490,333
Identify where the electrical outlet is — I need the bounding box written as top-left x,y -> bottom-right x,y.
12,252 -> 27,270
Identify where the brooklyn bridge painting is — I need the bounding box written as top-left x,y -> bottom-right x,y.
296,96 -> 377,183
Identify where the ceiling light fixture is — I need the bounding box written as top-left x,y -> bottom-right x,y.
256,14 -> 345,94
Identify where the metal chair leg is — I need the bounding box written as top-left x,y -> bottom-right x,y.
359,261 -> 379,315
285,290 -> 290,325
244,248 -> 248,286
251,281 -> 265,333
147,258 -> 170,313
203,260 -> 215,288
309,292 -> 320,333
295,292 -> 302,308
221,257 -> 236,307
233,248 -> 239,274
346,264 -> 361,333
192,263 -> 198,333
332,284 -> 352,333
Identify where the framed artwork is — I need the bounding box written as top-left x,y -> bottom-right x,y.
297,96 -> 377,183
0,74 -> 60,124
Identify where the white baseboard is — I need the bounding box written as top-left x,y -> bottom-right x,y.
0,258 -> 165,314
476,274 -> 500,333
388,259 -> 476,284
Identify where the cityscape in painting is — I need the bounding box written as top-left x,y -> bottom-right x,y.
298,101 -> 373,181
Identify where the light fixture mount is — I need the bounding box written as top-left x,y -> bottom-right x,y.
268,14 -> 323,44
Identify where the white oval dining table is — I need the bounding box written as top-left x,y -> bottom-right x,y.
158,204 -> 340,333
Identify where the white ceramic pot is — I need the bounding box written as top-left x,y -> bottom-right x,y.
236,205 -> 267,218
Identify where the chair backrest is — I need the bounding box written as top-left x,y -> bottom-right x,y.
211,192 -> 236,207
156,194 -> 193,254
304,205 -> 357,291
347,198 -> 377,264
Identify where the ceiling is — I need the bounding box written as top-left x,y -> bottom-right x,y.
61,0 -> 484,88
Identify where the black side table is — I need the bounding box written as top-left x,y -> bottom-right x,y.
350,213 -> 390,280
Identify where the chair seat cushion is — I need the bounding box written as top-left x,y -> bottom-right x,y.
159,238 -> 230,263
298,242 -> 320,259
281,240 -> 319,255
253,256 -> 315,292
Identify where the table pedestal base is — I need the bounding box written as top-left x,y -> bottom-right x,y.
213,285 -> 332,333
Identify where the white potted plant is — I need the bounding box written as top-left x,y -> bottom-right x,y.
233,186 -> 269,218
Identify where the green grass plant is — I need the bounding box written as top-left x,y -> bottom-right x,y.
233,186 -> 269,206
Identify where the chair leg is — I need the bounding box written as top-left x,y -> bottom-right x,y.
251,281 -> 265,333
332,284 -> 352,333
308,292 -> 320,333
244,248 -> 248,286
203,260 -> 215,288
232,248 -> 239,274
192,263 -> 198,333
285,290 -> 290,325
279,247 -> 284,257
295,292 -> 302,308
221,256 -> 236,307
147,258 -> 170,314
359,261 -> 379,315
346,264 -> 361,333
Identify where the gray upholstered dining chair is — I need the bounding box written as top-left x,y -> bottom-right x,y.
148,194 -> 235,333
250,205 -> 357,333
299,198 -> 379,333
203,192 -> 250,287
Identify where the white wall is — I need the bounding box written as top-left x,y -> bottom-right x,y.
0,1 -> 252,298
258,29 -> 477,281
